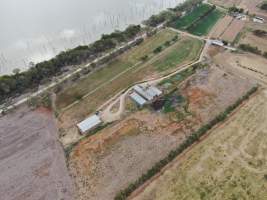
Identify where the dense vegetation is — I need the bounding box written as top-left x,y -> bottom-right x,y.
187,9 -> 222,36
253,29 -> 267,38
143,0 -> 202,27
114,85 -> 258,200
169,4 -> 214,30
239,43 -> 267,58
0,25 -> 141,104
228,6 -> 244,14
260,3 -> 267,11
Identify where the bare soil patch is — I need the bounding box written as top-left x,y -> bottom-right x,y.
211,15 -> 234,39
132,90 -> 267,200
68,65 -> 254,200
213,51 -> 267,84
221,19 -> 245,43
0,106 -> 74,200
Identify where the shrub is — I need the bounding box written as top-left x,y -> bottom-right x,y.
239,44 -> 262,55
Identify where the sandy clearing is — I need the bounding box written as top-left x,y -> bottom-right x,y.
0,106 -> 74,200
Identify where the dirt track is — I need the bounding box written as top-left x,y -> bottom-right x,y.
0,107 -> 74,200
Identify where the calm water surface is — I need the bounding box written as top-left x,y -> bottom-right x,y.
0,0 -> 184,75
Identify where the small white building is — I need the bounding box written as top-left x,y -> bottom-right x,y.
77,114 -> 102,134
253,16 -> 264,23
210,40 -> 224,47
130,92 -> 147,107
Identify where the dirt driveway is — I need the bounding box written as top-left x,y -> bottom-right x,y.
0,107 -> 74,200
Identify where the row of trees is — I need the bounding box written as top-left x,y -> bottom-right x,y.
114,86 -> 258,200
0,25 -> 141,104
143,0 -> 203,27
239,43 -> 267,58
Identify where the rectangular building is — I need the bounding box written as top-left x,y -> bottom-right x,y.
130,92 -> 147,107
133,85 -> 154,101
77,114 -> 102,134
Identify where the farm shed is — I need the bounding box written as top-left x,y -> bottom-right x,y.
146,86 -> 163,98
133,85 -> 154,101
130,92 -> 147,107
77,114 -> 102,134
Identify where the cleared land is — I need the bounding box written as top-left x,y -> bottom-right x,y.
211,15 -> 233,38
208,0 -> 242,8
132,90 -> 267,200
240,32 -> 267,52
221,19 -> 245,43
68,65 -> 254,200
170,4 -> 212,30
0,107 -> 73,200
57,31 -> 203,147
187,9 -> 223,36
213,51 -> 267,84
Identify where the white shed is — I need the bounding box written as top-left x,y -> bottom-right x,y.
77,114 -> 102,134
130,92 -> 147,106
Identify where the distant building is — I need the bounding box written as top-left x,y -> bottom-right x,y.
210,40 -> 224,47
133,85 -> 154,101
130,92 -> 147,107
77,114 -> 102,134
132,84 -> 162,102
253,16 -> 264,23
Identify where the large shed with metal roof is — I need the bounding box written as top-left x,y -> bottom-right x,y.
77,114 -> 102,134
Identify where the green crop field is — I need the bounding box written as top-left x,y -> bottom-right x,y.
170,4 -> 212,30
153,38 -> 203,72
188,9 -> 223,36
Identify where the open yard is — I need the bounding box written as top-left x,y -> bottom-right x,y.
132,89 -> 267,200
67,65 -> 255,200
57,30 -> 203,147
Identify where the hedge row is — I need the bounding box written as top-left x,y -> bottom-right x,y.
114,85 -> 258,200
239,44 -> 267,59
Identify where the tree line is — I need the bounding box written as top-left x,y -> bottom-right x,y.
143,0 -> 203,27
239,44 -> 267,58
0,25 -> 141,104
114,85 -> 258,200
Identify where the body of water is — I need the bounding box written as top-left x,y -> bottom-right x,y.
0,0 -> 184,75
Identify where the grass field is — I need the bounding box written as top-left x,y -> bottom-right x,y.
170,4 -> 212,30
56,29 -> 177,109
188,9 -> 223,36
133,90 -> 267,200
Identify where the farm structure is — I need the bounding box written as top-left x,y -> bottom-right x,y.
130,85 -> 162,106
253,16 -> 264,23
77,114 -> 102,134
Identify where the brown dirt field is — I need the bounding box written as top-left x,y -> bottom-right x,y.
221,19 -> 245,43
0,106 -> 74,200
211,15 -> 234,39
240,31 -> 267,52
132,89 -> 267,200
213,51 -> 267,84
67,65 -> 255,200
239,0 -> 267,17
208,0 -> 242,8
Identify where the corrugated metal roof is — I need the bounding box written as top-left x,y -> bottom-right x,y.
77,115 -> 102,133
130,92 -> 147,106
133,85 -> 153,101
146,86 -> 162,97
